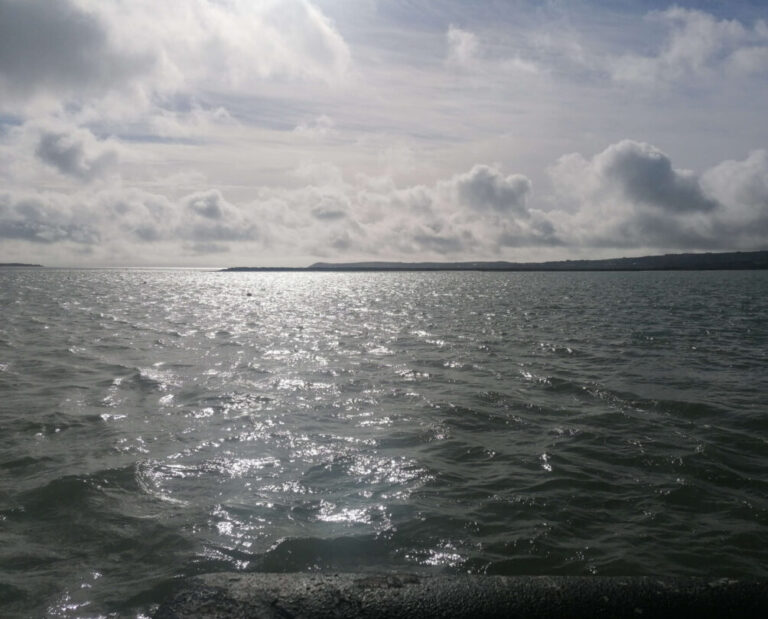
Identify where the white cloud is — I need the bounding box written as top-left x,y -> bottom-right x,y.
549,140 -> 768,250
609,8 -> 768,84
0,0 -> 351,116
293,115 -> 336,140
148,106 -> 237,139
4,140 -> 768,265
0,161 -> 546,262
448,7 -> 768,89
1,2 -> 766,266
701,149 -> 768,242
445,24 -> 538,76
446,26 -> 479,68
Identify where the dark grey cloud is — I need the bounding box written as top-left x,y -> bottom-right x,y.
0,0 -> 152,101
330,231 -> 352,251
497,217 -> 563,247
0,187 -> 263,250
101,191 -> 173,243
186,242 -> 231,254
311,205 -> 347,220
601,211 -> 715,250
452,164 -> 531,215
182,190 -> 259,241
411,232 -> 468,253
132,224 -> 163,243
35,128 -> 118,181
0,219 -> 97,244
597,140 -> 719,213
186,192 -> 225,219
0,194 -> 99,244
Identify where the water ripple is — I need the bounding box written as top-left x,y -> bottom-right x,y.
1,269 -> 767,616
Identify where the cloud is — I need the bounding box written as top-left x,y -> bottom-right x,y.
457,7 -> 768,89
0,0 -> 152,107
96,0 -> 352,91
34,125 -> 119,182
445,24 -> 538,76
3,143 -> 767,264
609,8 -> 768,84
0,0 -> 351,115
549,140 -> 768,251
278,164 -> 547,256
311,201 -> 348,221
0,192 -> 100,244
181,190 -> 260,242
447,164 -> 532,215
293,115 -> 336,140
0,186 -> 259,251
701,149 -> 768,240
702,149 -> 768,209
446,26 -> 479,68
148,105 -> 236,139
593,140 -> 718,214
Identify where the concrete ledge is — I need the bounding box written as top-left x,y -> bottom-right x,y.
154,573 -> 768,618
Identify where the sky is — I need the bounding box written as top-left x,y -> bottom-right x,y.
1,0 -> 767,266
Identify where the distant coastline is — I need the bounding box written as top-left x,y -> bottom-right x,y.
223,249 -> 768,272
0,263 -> 43,267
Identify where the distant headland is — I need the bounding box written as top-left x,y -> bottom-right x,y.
0,263 -> 43,267
223,249 -> 768,272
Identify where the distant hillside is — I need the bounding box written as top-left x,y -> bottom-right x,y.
225,250 -> 768,272
306,250 -> 768,271
0,263 -> 43,267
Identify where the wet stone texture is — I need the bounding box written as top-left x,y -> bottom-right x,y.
154,573 -> 768,618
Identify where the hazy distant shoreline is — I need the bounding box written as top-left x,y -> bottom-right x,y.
0,263 -> 43,268
223,249 -> 768,272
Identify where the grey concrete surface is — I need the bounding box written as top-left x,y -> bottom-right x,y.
154,572 -> 768,618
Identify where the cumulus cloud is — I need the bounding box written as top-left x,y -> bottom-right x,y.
448,164 -> 532,215
549,140 -> 768,250
0,192 -> 100,244
0,186 -> 259,252
3,143 -> 767,264
274,164 -> 550,256
701,149 -> 768,241
702,149 -> 768,209
181,190 -> 260,242
34,125 -> 119,182
593,140 -> 718,213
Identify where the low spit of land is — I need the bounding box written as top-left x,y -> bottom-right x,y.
223,249 -> 768,272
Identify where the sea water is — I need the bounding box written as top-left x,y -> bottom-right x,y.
1,268 -> 767,617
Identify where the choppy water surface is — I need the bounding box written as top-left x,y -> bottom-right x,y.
1,268 -> 767,616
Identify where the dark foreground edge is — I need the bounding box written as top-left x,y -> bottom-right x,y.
155,573 -> 768,618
